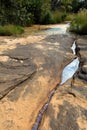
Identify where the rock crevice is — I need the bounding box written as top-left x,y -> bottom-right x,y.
0,34 -> 87,130
39,36 -> 87,130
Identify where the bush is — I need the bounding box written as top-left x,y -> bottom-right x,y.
17,12 -> 34,26
40,11 -> 67,24
40,10 -> 54,24
0,0 -> 43,26
0,25 -> 24,36
65,13 -> 76,21
70,9 -> 87,34
53,11 -> 66,23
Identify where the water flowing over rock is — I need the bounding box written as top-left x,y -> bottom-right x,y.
71,41 -> 76,55
60,58 -> 79,85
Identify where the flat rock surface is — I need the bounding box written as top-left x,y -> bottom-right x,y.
40,36 -> 87,130
0,34 -> 75,130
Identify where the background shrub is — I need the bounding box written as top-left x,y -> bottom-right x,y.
40,10 -> 54,24
0,25 -> 24,36
65,13 -> 76,21
53,11 -> 66,23
70,9 -> 87,34
40,11 -> 67,24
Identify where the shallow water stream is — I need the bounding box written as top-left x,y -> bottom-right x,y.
39,23 -> 70,35
60,41 -> 79,85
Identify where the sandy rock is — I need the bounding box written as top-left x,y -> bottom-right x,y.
0,34 -> 75,130
40,36 -> 87,130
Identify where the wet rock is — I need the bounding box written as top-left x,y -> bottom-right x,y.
0,34 -> 74,130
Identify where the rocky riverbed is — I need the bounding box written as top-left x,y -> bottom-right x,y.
0,25 -> 87,130
39,36 -> 87,130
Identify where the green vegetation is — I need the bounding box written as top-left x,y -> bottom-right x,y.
0,0 -> 48,26
0,25 -> 24,36
1,0 -> 87,26
0,0 -> 87,35
52,11 -> 66,23
40,10 -> 54,24
70,9 -> 87,34
65,13 -> 76,21
40,11 -> 66,24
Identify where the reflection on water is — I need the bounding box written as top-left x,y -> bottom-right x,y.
60,58 -> 79,85
45,28 -> 66,34
71,41 -> 76,55
47,28 -> 61,31
60,41 -> 79,85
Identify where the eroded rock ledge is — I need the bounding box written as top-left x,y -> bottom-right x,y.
39,36 -> 87,130
0,34 -> 76,130
0,35 -> 87,130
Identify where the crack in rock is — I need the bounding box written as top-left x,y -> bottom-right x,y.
0,71 -> 36,100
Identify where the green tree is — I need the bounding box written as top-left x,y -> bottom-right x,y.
0,0 -> 45,25
51,0 -> 61,10
61,0 -> 73,12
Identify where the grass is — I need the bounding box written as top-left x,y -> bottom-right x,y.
0,25 -> 24,36
70,9 -> 87,34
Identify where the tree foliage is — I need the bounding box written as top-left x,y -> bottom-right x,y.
0,0 -> 87,26
70,9 -> 87,34
0,0 -> 45,26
